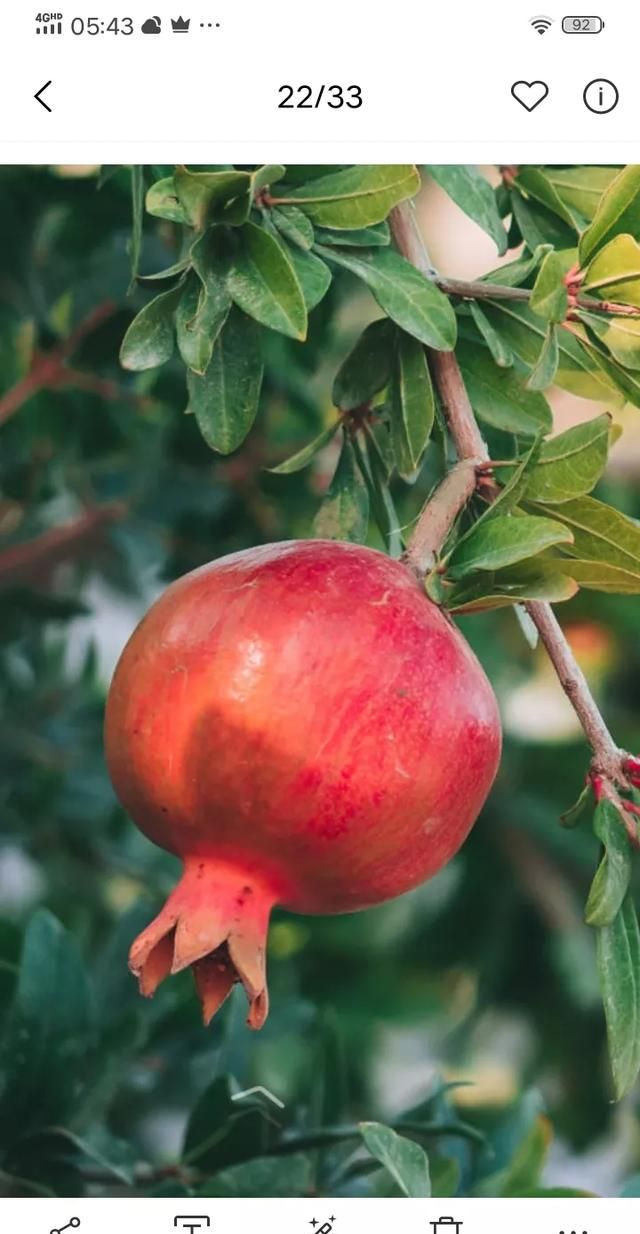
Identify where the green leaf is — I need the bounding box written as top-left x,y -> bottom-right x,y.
314,221 -> 391,247
510,190 -> 577,253
354,432 -> 403,558
482,244 -> 552,288
449,514 -> 573,578
504,414 -> 611,502
0,911 -> 93,1136
497,1117 -> 551,1197
183,1075 -> 276,1172
427,165 -> 508,254
317,245 -> 457,350
200,1153 -> 311,1198
145,175 -> 188,224
480,300 -> 625,406
176,245 -> 231,375
128,165 -> 145,294
186,307 -> 263,454
586,801 -> 632,928
580,310 -> 640,371
390,332 -> 435,476
138,256 -> 192,283
527,326 -> 559,391
516,168 -> 581,230
333,319 -> 396,410
174,166 -> 252,229
250,164 -> 286,193
580,166 -> 640,265
228,222 -> 307,340
530,249 -> 576,323
119,285 -> 180,371
469,301 -> 513,367
542,166 -> 620,222
447,562 -> 577,614
456,337 -> 552,436
359,1122 -> 431,1198
530,495 -> 640,575
583,234 -> 640,306
283,165 -> 420,228
313,432 -> 369,542
596,893 -> 640,1099
551,558 -> 640,594
283,243 -> 332,312
269,419 -> 342,474
560,782 -> 593,828
271,205 -> 315,250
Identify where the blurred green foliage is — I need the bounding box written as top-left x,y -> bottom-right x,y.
2,165 -> 640,1199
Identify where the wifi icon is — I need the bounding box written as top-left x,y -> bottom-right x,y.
530,15 -> 553,33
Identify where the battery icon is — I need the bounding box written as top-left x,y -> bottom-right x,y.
562,15 -> 605,32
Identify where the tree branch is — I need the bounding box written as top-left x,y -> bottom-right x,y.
0,503 -> 125,591
434,276 -> 640,317
0,300 -> 117,427
390,201 -> 629,791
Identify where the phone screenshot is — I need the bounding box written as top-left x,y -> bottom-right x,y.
1,1 -> 640,1225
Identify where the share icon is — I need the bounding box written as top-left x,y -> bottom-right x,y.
50,1219 -> 81,1234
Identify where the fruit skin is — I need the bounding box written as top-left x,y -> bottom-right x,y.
105,540 -> 501,1026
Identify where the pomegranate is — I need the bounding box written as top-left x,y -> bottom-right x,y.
105,540 -> 501,1028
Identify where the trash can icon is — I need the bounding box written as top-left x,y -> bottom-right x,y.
431,1220 -> 463,1234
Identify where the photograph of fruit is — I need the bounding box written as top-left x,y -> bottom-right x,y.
2,163 -> 640,1199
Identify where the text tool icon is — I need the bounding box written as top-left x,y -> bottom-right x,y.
583,78 -> 619,112
174,1219 -> 210,1234
511,80 -> 549,111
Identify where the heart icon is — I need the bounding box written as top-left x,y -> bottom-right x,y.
511,80 -> 549,111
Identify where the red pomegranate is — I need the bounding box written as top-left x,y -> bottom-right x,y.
105,540 -> 501,1028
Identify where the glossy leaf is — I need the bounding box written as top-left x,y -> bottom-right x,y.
390,333 -> 435,477
145,175 -> 188,223
177,244 -> 231,375
449,514 -> 573,578
359,1122 -> 431,1198
427,165 -> 508,254
532,495 -> 640,576
596,894 -> 640,1099
313,432 -> 369,543
516,168 -> 581,230
174,166 -> 252,229
579,164 -> 640,265
456,337 -> 552,436
127,165 -> 145,294
333,318 -> 396,410
447,564 -> 578,614
228,222 -> 307,340
283,165 -> 420,229
271,205 -> 315,250
314,221 -> 391,247
283,243 -> 332,312
503,414 -> 611,503
542,166 -> 620,222
580,311 -> 640,371
119,285 -> 180,371
469,301 -> 513,367
527,325 -> 559,391
200,1153 -> 311,1198
186,307 -> 263,454
317,245 -> 457,350
586,801 -> 632,928
530,249 -> 575,323
583,233 -> 640,306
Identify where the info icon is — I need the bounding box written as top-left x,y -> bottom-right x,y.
583,78 -> 619,112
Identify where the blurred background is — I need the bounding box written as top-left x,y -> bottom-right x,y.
2,165 -> 640,1198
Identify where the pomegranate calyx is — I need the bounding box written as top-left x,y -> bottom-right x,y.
129,857 -> 275,1029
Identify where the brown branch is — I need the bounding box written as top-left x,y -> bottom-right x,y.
390,201 -> 630,793
0,300 -> 117,427
434,276 -> 640,317
0,503 -> 126,592
403,460 -> 481,574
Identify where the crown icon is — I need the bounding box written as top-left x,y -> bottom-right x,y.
171,16 -> 190,31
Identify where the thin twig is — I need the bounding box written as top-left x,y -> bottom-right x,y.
389,201 -> 630,793
0,300 -> 117,427
435,276 -> 640,317
0,503 -> 126,591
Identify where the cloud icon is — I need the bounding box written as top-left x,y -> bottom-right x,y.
141,16 -> 161,32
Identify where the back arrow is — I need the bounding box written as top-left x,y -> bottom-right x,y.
35,81 -> 53,112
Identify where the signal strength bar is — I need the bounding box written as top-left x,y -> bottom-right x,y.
36,21 -> 62,33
